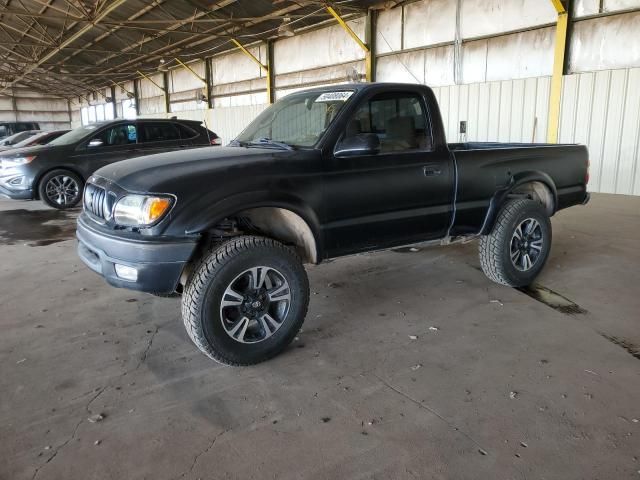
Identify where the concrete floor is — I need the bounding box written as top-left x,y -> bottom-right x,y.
1,193 -> 639,480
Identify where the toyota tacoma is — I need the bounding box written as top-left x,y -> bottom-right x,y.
76,83 -> 590,365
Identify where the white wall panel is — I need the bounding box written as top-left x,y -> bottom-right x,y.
1,88 -> 71,129
376,46 -> 454,86
139,73 -> 164,98
169,61 -> 206,93
558,68 -> 640,195
485,27 -> 554,81
212,46 -> 265,85
376,7 -> 402,54
376,51 -> 425,84
605,0 -> 640,11
432,76 -> 551,143
569,13 -> 640,73
275,18 -> 365,74
460,0 -> 556,38
404,0 -> 456,48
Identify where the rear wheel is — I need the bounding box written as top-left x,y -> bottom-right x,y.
181,236 -> 309,366
479,198 -> 552,287
38,169 -> 83,209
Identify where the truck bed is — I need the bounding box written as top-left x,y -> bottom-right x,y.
449,142 -> 589,236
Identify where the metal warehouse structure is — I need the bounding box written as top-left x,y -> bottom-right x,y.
1,0 -> 639,194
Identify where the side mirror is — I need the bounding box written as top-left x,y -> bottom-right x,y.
334,133 -> 380,157
88,139 -> 104,148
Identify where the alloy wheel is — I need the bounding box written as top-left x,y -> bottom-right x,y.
219,266 -> 292,344
45,175 -> 80,206
510,217 -> 544,271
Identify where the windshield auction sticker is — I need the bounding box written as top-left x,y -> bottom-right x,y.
315,91 -> 354,103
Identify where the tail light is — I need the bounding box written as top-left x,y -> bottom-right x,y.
210,137 -> 222,146
585,158 -> 590,185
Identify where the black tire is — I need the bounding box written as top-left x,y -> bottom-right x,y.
479,198 -> 552,287
181,236 -> 310,366
38,169 -> 83,209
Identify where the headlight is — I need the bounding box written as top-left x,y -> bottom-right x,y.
0,156 -> 36,168
113,194 -> 173,227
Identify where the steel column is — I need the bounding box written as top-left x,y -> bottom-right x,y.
204,59 -> 213,109
548,0 -> 569,143
163,72 -> 171,113
110,86 -> 117,118
133,78 -> 140,116
266,40 -> 275,104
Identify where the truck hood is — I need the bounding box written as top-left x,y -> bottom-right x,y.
94,146 -> 297,193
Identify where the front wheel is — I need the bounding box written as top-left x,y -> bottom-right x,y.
479,198 -> 552,287
181,236 -> 309,366
38,169 -> 83,209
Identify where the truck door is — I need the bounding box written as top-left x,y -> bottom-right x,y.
322,90 -> 453,257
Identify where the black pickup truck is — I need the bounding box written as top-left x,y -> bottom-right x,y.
76,83 -> 589,365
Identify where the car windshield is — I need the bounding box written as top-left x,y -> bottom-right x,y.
13,132 -> 47,147
48,124 -> 103,146
0,131 -> 35,146
234,90 -> 355,148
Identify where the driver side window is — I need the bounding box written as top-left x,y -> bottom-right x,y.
89,124 -> 137,148
343,92 -> 433,153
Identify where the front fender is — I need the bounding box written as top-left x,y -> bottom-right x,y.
175,190 -> 324,258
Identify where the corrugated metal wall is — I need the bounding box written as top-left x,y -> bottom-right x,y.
0,88 -> 71,131
559,68 -> 640,195
430,68 -> 640,195
432,76 -> 551,143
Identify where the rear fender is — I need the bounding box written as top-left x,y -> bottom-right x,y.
480,171 -> 557,235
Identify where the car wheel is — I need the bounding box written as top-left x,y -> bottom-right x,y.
181,236 -> 310,366
38,169 -> 83,209
479,198 -> 552,287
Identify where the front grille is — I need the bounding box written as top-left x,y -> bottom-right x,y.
84,183 -> 107,219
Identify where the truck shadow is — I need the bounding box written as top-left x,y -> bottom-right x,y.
0,208 -> 79,246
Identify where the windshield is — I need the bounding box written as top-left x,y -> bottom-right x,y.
14,132 -> 47,147
48,124 -> 102,146
235,90 -> 355,148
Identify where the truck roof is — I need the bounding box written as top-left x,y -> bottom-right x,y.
289,82 -> 433,95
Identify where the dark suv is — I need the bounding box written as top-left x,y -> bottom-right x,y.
0,118 -> 220,209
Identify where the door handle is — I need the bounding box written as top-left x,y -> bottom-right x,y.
423,165 -> 442,176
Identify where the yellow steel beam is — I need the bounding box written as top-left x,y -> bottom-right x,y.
136,70 -> 165,92
110,80 -> 135,98
174,58 -> 206,83
230,39 -> 268,71
550,0 -> 567,13
547,1 -> 568,143
174,58 -> 209,106
231,39 -> 273,103
326,6 -> 372,82
326,6 -> 369,52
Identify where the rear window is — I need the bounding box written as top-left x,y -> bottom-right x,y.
177,123 -> 198,139
140,123 -> 181,143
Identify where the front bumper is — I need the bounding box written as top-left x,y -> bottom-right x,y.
76,214 -> 199,294
0,183 -> 32,200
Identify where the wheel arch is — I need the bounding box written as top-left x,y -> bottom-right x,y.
186,191 -> 323,265
33,165 -> 86,200
480,171 -> 557,235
